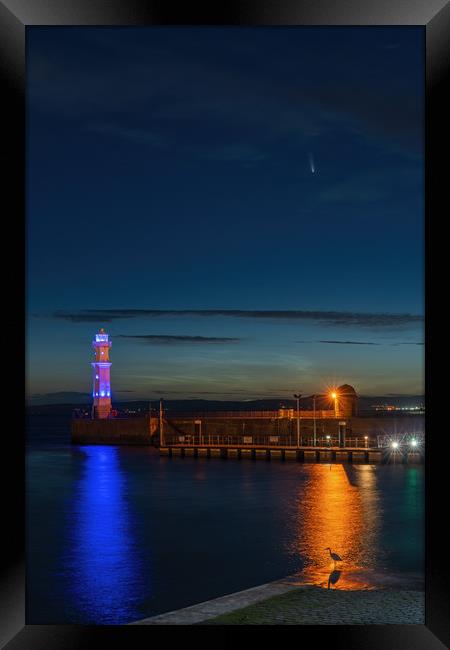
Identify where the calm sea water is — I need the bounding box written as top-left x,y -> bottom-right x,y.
26,414 -> 424,624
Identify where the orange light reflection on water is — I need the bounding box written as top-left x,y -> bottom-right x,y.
289,464 -> 381,590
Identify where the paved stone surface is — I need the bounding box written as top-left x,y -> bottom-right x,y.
132,573 -> 424,626
131,581 -> 299,625
201,587 -> 425,625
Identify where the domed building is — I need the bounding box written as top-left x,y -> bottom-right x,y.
336,384 -> 358,417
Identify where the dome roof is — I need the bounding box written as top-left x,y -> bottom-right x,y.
337,384 -> 357,396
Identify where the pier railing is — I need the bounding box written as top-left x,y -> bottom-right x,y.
161,434 -> 375,448
163,410 -> 337,419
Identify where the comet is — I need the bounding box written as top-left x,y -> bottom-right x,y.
309,153 -> 315,174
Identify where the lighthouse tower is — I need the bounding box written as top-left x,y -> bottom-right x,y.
91,328 -> 112,419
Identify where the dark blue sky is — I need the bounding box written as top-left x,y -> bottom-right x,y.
27,27 -> 424,402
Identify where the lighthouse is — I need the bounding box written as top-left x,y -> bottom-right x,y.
91,328 -> 112,419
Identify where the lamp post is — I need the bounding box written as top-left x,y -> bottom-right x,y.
302,391 -> 333,446
312,394 -> 317,447
159,398 -> 164,447
293,393 -> 301,447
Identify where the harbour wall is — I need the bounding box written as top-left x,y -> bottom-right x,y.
71,414 -> 423,445
71,416 -> 158,445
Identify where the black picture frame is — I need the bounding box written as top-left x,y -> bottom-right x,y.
2,1 -> 449,647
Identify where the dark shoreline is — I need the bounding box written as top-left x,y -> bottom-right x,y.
133,571 -> 424,626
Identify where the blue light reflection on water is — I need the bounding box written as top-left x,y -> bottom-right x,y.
62,446 -> 148,624
26,415 -> 424,625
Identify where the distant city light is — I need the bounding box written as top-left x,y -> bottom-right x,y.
372,403 -> 424,412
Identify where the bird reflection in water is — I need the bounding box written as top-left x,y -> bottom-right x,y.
327,569 -> 341,590
290,464 -> 380,590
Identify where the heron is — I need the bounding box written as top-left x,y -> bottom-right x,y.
325,547 -> 343,567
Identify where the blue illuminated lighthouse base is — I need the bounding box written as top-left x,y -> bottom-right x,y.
92,329 -> 112,419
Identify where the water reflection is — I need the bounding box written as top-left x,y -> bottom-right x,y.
291,464 -> 381,589
27,432 -> 424,623
64,446 -> 146,624
327,569 -> 341,589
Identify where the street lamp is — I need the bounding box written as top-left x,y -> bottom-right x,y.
331,391 -> 338,417
312,394 -> 317,447
364,435 -> 368,448
159,398 -> 164,447
293,393 -> 301,447
303,391 -> 336,446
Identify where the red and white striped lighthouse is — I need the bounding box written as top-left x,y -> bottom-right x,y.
91,328 -> 112,419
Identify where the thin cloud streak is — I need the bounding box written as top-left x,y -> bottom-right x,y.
43,308 -> 424,329
317,340 -> 380,345
296,339 -> 423,346
82,123 -> 168,147
115,334 -> 240,344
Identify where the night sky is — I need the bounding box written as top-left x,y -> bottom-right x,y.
27,27 -> 424,403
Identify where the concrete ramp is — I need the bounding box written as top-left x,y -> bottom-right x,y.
130,580 -> 299,625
